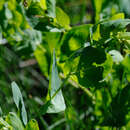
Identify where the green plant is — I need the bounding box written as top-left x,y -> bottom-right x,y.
0,0 -> 130,129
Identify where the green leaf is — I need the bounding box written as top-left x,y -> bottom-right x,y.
76,46 -> 106,88
30,0 -> 47,10
0,117 -> 12,129
15,29 -> 42,58
122,54 -> 130,82
117,32 -> 130,40
40,101 -> 51,115
110,13 -> 125,20
23,29 -> 42,51
55,7 -> 70,30
100,19 -> 130,39
47,50 -> 66,113
6,112 -> 24,130
43,32 -> 61,54
46,0 -> 56,18
105,84 -> 130,126
39,0 -> 47,10
34,32 -> 61,77
63,48 -> 83,76
61,24 -> 93,60
102,54 -> 113,80
5,4 -> 13,19
25,119 -> 39,130
92,0 -> 103,22
118,0 -> 130,17
11,82 -> 27,125
92,24 -> 101,41
34,44 -> 49,77
27,2 -> 45,16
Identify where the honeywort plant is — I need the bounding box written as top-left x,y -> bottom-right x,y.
0,0 -> 130,129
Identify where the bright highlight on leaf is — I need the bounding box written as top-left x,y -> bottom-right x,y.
47,50 -> 66,113
11,82 -> 28,125
6,112 -> 24,130
47,0 -> 56,18
55,7 -> 70,30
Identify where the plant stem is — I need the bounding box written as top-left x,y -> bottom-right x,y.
59,73 -> 96,103
52,73 -> 70,99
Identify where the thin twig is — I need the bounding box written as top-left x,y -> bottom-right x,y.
59,73 -> 96,103
48,118 -> 66,130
